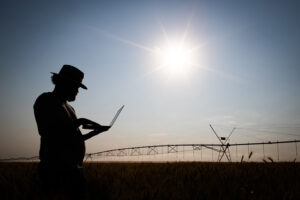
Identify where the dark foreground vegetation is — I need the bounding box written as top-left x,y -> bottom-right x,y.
0,162 -> 300,199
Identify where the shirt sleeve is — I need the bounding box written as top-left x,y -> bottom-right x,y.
34,94 -> 82,165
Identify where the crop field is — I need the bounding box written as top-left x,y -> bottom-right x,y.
0,162 -> 300,199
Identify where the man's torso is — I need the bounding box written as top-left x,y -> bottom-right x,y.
34,92 -> 85,166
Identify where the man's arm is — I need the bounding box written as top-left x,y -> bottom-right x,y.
34,94 -> 79,164
81,126 -> 110,141
77,118 -> 102,129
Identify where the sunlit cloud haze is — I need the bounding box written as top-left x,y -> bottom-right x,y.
0,0 -> 300,161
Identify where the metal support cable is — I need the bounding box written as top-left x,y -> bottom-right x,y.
277,141 -> 280,161
296,140 -> 298,156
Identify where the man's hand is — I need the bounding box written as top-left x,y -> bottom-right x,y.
82,124 -> 110,140
77,118 -> 96,126
77,118 -> 102,130
93,126 -> 110,133
87,125 -> 110,135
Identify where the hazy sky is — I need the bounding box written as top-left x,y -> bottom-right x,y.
1,0 -> 300,160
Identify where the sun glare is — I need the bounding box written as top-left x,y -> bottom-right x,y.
156,42 -> 194,78
162,45 -> 190,72
97,18 -> 203,81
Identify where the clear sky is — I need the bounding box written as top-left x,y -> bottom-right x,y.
0,0 -> 300,160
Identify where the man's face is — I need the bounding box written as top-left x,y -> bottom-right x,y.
63,82 -> 80,102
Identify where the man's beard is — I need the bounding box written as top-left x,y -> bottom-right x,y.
67,94 -> 76,102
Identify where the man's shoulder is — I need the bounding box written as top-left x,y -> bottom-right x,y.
35,92 -> 53,102
34,92 -> 55,108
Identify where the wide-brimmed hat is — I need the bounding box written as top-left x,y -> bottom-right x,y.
51,65 -> 87,89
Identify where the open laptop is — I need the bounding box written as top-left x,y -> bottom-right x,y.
82,105 -> 124,129
109,105 -> 124,127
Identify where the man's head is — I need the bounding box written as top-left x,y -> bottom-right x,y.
51,65 -> 87,102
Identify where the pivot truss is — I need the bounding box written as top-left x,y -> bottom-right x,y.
1,141 -> 300,162
85,139 -> 300,162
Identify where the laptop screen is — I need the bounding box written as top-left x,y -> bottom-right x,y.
109,105 -> 124,127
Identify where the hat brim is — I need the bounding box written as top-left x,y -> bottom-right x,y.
51,72 -> 88,90
79,83 -> 88,90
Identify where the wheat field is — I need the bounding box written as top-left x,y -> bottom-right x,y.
0,162 -> 299,199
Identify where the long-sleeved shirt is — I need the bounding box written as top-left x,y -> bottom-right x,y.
34,92 -> 85,167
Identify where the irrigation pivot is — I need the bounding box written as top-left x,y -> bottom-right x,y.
209,124 -> 236,162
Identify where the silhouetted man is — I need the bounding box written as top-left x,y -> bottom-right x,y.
34,65 -> 109,199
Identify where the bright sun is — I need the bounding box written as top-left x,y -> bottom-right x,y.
162,44 -> 190,72
96,16 -> 204,81
156,41 -> 195,78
